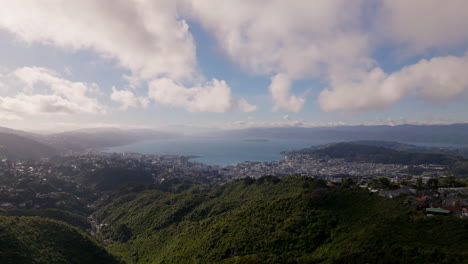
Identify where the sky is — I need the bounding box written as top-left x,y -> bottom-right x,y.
0,0 -> 467,132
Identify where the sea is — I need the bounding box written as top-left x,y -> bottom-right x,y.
105,138 -> 468,166
105,138 -> 334,166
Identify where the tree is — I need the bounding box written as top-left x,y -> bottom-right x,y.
113,223 -> 133,242
341,177 -> 355,188
416,178 -> 424,190
426,178 -> 438,189
379,177 -> 391,188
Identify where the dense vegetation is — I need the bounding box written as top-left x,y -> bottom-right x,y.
0,208 -> 91,231
94,176 -> 468,263
0,216 -> 120,264
290,142 -> 461,165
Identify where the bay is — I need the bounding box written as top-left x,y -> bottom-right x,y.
105,138 -> 333,166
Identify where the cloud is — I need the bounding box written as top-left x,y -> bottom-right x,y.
110,87 -> 149,110
186,0 -> 368,78
1,0 -> 467,116
376,0 -> 468,54
235,98 -> 257,113
224,120 -> 350,130
0,0 -> 197,81
0,67 -> 105,116
148,78 -> 256,113
184,0 -> 370,111
0,112 -> 21,121
186,0 -> 468,113
319,54 -> 468,112
269,74 -> 305,112
0,1 -> 258,114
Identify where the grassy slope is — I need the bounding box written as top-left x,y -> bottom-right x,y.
0,216 -> 120,264
94,176 -> 468,264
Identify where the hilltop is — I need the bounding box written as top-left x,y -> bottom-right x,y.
0,216 -> 121,264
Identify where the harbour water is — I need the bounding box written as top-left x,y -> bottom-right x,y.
106,138 -> 333,166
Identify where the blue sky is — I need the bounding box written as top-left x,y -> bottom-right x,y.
0,0 -> 467,132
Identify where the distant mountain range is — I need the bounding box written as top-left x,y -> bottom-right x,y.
209,123 -> 468,144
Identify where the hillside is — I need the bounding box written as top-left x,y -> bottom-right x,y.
47,128 -> 180,152
0,133 -> 57,161
351,140 -> 468,158
94,176 -> 468,263
0,216 -> 120,264
286,142 -> 461,165
0,126 -> 45,141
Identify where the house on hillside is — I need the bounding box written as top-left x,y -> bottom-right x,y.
379,186 -> 416,199
416,195 -> 434,208
0,202 -> 14,209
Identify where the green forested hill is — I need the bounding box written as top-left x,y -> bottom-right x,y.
0,216 -> 121,264
288,142 -> 460,165
94,176 -> 468,264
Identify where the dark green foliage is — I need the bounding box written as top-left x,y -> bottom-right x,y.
426,178 -> 439,189
94,176 -> 468,263
112,224 -> 133,242
369,177 -> 398,190
0,216 -> 121,264
0,208 -> 91,231
439,176 -> 467,187
340,177 -> 356,188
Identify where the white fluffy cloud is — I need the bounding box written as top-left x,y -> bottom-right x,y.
148,78 -> 255,113
0,0 -> 256,113
235,99 -> 257,113
376,0 -> 468,54
185,0 -> 369,112
0,67 -> 105,118
110,87 -> 149,110
319,54 -> 468,112
0,0 -> 197,81
269,74 -> 305,112
185,0 -> 468,113
186,0 -> 368,78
